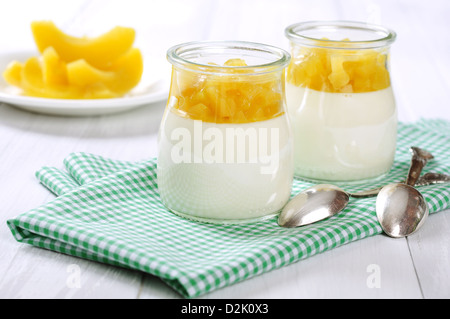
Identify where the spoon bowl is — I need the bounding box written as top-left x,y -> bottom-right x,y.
278,184 -> 349,227
376,183 -> 429,238
278,146 -> 435,229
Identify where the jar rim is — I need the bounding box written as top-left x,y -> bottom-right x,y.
285,20 -> 396,49
166,40 -> 291,75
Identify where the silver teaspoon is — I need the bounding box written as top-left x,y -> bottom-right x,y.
278,147 -> 433,228
376,183 -> 429,238
376,147 -> 434,238
277,184 -> 349,228
373,145 -> 434,238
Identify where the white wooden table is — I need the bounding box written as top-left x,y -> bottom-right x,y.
1,0 -> 449,299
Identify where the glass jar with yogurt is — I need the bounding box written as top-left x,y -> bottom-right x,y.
285,21 -> 397,182
157,41 -> 293,224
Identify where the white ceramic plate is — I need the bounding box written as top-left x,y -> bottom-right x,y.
0,50 -> 170,116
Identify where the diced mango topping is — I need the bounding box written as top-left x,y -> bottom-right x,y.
287,40 -> 391,93
2,21 -> 143,99
170,59 -> 284,123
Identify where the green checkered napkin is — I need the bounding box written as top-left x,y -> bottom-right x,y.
7,119 -> 450,298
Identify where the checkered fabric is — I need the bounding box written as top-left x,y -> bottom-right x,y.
7,119 -> 450,298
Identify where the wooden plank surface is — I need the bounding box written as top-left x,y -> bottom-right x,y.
0,0 -> 449,299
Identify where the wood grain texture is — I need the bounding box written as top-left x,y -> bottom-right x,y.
0,0 -> 449,299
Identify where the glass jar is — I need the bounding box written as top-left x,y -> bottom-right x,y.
157,41 -> 293,224
285,21 -> 397,182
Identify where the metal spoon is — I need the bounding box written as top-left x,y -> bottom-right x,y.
277,184 -> 350,227
375,183 -> 429,238
278,146 -> 434,228
374,146 -> 434,238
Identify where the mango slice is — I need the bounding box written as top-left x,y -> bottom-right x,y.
20,56 -> 82,99
4,48 -> 138,99
31,21 -> 135,69
170,59 -> 284,124
2,21 -> 143,99
3,61 -> 23,86
67,48 -> 143,95
42,47 -> 68,86
287,41 -> 391,93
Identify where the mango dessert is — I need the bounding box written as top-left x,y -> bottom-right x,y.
286,39 -> 391,93
285,21 -> 397,182
157,41 -> 293,223
170,58 -> 284,124
2,21 -> 143,99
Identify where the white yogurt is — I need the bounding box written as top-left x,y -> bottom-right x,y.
157,110 -> 293,222
285,84 -> 397,181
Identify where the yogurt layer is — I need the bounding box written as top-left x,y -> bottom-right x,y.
286,84 -> 397,181
157,110 -> 293,222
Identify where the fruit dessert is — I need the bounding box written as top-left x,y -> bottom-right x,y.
170,58 -> 284,124
286,39 -> 391,93
3,21 -> 143,99
285,39 -> 397,181
158,56 -> 293,222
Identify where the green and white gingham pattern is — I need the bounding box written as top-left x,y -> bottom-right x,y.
7,119 -> 450,298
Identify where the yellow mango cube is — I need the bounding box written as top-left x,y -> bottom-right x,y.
170,58 -> 283,123
287,42 -> 391,93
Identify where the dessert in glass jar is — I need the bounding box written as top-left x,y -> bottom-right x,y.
157,41 -> 293,223
285,21 -> 397,182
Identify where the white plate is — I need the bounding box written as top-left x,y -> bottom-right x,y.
0,50 -> 170,116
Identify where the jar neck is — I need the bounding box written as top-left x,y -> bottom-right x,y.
285,21 -> 396,50
167,41 -> 291,76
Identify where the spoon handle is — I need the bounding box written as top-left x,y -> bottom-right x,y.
415,172 -> 450,185
349,147 -> 434,198
349,187 -> 383,198
349,172 -> 450,198
405,146 -> 434,186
